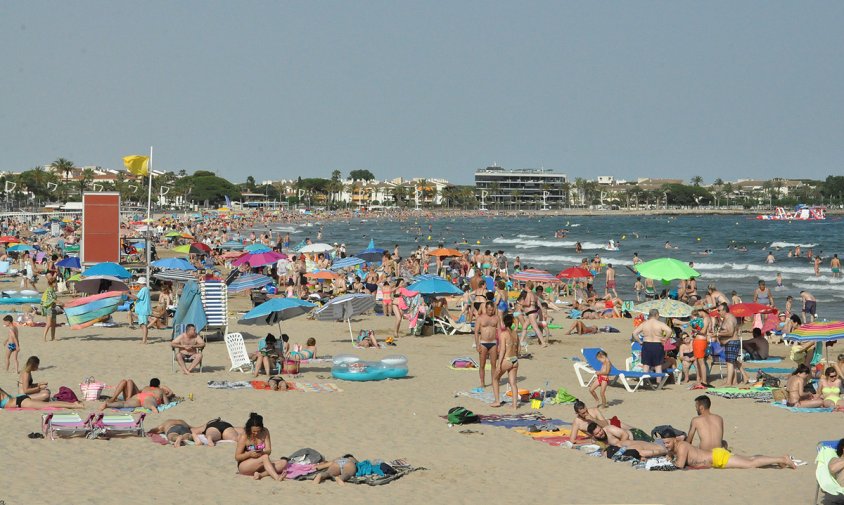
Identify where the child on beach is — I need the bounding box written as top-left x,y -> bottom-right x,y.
633,277 -> 644,302
4,315 -> 19,373
589,350 -> 612,408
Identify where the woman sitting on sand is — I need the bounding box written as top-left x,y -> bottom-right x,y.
18,356 -> 50,401
819,367 -> 842,408
0,386 -> 82,409
313,454 -> 358,485
235,412 -> 288,481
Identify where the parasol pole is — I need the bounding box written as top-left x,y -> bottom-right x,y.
348,317 -> 354,344
145,146 -> 154,286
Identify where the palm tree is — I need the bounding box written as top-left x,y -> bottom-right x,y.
50,158 -> 75,201
79,168 -> 95,195
691,175 -> 703,187
713,177 -> 724,187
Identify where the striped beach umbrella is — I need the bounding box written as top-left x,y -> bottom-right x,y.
228,273 -> 273,294
245,244 -> 271,253
632,299 -> 694,318
221,240 -> 245,250
330,257 -> 366,271
511,268 -> 561,284
786,321 -> 844,343
153,269 -> 197,284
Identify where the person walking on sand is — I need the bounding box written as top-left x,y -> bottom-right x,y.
492,314 -> 519,410
604,264 -> 617,298
41,278 -> 61,342
4,315 -> 19,373
474,303 -> 499,397
589,350 -> 612,408
800,290 -> 817,323
688,396 -> 725,451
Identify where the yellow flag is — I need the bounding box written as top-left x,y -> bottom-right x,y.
123,155 -> 149,176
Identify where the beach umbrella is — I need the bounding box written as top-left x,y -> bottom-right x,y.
511,268 -> 561,284
151,258 -> 196,271
245,243 -> 271,253
231,251 -> 286,268
181,233 -> 195,239
221,251 -> 246,260
635,258 -> 699,282
171,244 -> 191,254
65,244 -> 80,253
56,257 -> 81,270
0,236 -> 19,244
239,297 -> 316,334
729,303 -> 778,318
189,242 -> 211,255
314,293 -> 376,342
221,240 -> 245,250
305,270 -> 340,281
32,228 -> 48,235
172,281 -> 207,334
73,275 -> 130,295
556,267 -> 594,279
632,299 -> 694,318
228,273 -> 273,294
408,277 -> 462,297
83,262 -> 131,279
355,238 -> 386,263
428,248 -> 462,258
785,321 -> 844,363
330,256 -> 366,271
7,244 -> 34,252
299,242 -> 334,254
153,269 -> 197,284
165,231 -> 182,238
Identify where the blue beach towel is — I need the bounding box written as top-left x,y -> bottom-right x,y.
770,402 -> 834,413
745,367 -> 792,375
745,357 -> 783,364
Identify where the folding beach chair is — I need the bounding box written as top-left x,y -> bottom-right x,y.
224,332 -> 254,373
573,347 -> 668,393
93,413 -> 146,437
42,413 -> 95,440
814,443 -> 844,504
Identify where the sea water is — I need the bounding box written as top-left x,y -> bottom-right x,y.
256,214 -> 844,320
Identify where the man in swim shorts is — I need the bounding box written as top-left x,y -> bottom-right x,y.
661,433 -> 796,470
632,309 -> 672,374
687,396 -> 725,451
715,303 -> 742,386
800,290 -> 817,323
172,324 -> 205,374
832,254 -> 841,279
604,264 -> 617,298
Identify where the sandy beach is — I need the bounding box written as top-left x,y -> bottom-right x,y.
2,288 -> 835,505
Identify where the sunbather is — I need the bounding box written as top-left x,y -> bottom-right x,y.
661,432 -> 796,469
290,337 -> 317,360
267,376 -> 289,391
313,454 -> 358,485
199,417 -> 244,446
829,439 -> 844,484
566,320 -> 599,335
0,387 -> 82,409
148,419 -> 195,447
569,400 -> 631,443
586,423 -> 667,458
253,334 -> 280,377
356,331 -> 379,348
235,412 -> 287,480
98,378 -> 174,413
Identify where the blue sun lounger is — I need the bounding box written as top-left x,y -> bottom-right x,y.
573,347 -> 669,393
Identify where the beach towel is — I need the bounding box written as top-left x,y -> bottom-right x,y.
206,380 -> 253,389
354,343 -> 388,349
1,406 -> 64,411
347,461 -> 424,486
455,389 -> 510,405
770,402 -> 834,413
480,416 -> 567,429
705,387 -> 774,400
745,367 -> 792,375
551,387 -> 578,404
113,400 -> 180,414
745,357 -> 783,364
285,463 -> 317,479
249,380 -> 342,392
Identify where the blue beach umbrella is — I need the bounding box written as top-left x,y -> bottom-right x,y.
355,238 -> 386,263
56,257 -> 81,270
245,244 -> 271,253
172,281 -> 207,334
228,273 -> 274,294
151,258 -> 197,271
7,244 -> 34,252
330,257 -> 366,271
408,277 -> 463,297
32,229 -> 48,235
221,240 -> 245,250
240,298 -> 316,326
83,262 -> 132,279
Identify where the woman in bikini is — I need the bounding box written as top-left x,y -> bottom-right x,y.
18,355 -> 50,401
523,281 -> 548,347
0,387 -> 82,409
313,454 -> 359,485
678,333 -> 695,383
200,417 -> 244,446
820,367 -> 842,408
235,412 -> 287,480
493,314 -> 520,410
381,280 -> 401,337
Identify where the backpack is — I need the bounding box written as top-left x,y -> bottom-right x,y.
53,386 -> 79,403
447,406 -> 479,425
756,371 -> 781,388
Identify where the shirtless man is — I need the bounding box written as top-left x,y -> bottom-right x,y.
569,400 -> 632,442
716,303 -> 742,386
99,377 -> 173,413
786,364 -> 828,408
172,324 -> 205,374
800,290 -> 817,323
474,303 -> 499,400
604,264 -> 617,298
492,314 -> 519,409
586,423 -> 667,458
661,433 -> 796,470
632,309 -> 672,373
832,254 -> 842,279
687,396 -> 725,450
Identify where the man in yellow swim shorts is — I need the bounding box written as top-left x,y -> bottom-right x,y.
660,432 -> 797,470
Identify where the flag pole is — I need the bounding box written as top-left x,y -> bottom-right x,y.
145,146 -> 154,284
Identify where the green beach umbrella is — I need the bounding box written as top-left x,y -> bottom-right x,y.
165,231 -> 182,238
634,257 -> 699,282
171,244 -> 191,254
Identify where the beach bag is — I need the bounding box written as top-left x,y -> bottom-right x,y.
282,359 -> 300,375
651,425 -> 687,440
756,371 -> 781,388
451,357 -> 478,369
80,377 -> 105,401
447,406 -> 479,425
57,280 -> 68,294
288,447 -> 324,465
53,386 -> 79,403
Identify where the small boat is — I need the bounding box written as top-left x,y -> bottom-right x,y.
64,291 -> 126,329
757,204 -> 826,221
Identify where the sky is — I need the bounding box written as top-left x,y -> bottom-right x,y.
1,2 -> 843,185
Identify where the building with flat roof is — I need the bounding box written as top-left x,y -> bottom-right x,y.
474,165 -> 567,209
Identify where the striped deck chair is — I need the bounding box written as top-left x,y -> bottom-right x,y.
42,413 -> 95,440
93,413 -> 146,437
200,280 -> 228,339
